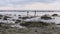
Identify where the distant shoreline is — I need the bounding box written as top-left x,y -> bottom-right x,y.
0,10 -> 60,12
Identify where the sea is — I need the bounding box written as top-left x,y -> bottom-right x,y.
0,10 -> 60,16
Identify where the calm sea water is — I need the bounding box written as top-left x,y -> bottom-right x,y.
0,12 -> 60,16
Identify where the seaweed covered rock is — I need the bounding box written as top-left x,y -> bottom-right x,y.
41,14 -> 52,20
52,14 -> 58,16
3,16 -> 11,20
20,21 -> 50,27
15,20 -> 21,23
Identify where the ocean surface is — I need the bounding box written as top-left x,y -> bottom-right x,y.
0,11 -> 60,16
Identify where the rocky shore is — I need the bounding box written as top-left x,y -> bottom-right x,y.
0,24 -> 60,34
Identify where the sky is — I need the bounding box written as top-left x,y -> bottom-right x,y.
0,0 -> 60,10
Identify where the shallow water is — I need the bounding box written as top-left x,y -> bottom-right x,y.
0,11 -> 60,27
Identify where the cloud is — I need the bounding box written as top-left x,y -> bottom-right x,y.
0,0 -> 7,6
22,3 -> 60,10
0,0 -> 58,6
7,0 -> 57,5
0,0 -> 60,10
0,2 -> 60,10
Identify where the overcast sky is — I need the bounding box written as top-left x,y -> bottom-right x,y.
0,0 -> 60,10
